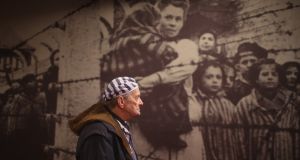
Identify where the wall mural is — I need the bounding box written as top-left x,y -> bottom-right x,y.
0,0 -> 299,160
99,0 -> 300,159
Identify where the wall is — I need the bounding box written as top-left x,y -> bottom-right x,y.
0,0 -> 299,160
219,0 -> 300,63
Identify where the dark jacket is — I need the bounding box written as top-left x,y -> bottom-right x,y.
69,103 -> 134,160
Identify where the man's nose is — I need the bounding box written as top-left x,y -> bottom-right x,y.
139,99 -> 144,106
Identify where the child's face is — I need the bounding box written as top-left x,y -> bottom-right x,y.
256,64 -> 279,89
198,33 -> 216,52
201,66 -> 223,94
285,66 -> 299,88
224,66 -> 235,90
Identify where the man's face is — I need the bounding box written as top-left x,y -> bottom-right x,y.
201,66 -> 223,94
256,64 -> 279,89
198,33 -> 216,52
123,88 -> 143,119
285,66 -> 299,88
237,54 -> 258,74
158,4 -> 184,38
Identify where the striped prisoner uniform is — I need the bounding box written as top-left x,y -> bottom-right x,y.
234,88 -> 300,160
194,89 -> 239,160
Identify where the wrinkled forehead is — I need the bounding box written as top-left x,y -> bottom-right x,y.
130,88 -> 140,96
123,88 -> 141,100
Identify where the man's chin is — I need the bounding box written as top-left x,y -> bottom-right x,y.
135,111 -> 141,116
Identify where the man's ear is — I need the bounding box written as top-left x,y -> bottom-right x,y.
117,96 -> 126,109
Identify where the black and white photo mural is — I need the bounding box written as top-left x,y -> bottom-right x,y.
0,0 -> 299,160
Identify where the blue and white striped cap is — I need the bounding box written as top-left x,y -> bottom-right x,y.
102,77 -> 139,101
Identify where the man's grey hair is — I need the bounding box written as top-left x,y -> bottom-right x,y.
102,93 -> 131,110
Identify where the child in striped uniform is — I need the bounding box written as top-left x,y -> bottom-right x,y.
234,59 -> 300,160
191,60 -> 238,160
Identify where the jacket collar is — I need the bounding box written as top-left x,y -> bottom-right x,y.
195,88 -> 224,99
69,102 -> 132,156
250,88 -> 293,112
105,106 -> 130,129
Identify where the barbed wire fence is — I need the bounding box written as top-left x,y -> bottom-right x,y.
1,0 -> 300,158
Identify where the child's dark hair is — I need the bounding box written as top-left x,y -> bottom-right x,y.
281,61 -> 300,86
197,29 -> 217,40
248,58 -> 283,87
193,60 -> 225,91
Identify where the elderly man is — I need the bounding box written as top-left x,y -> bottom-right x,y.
69,77 -> 143,160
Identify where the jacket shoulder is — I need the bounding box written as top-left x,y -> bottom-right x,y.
79,121 -> 114,139
77,121 -> 115,150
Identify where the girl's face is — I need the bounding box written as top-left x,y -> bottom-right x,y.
201,66 -> 223,94
256,64 -> 279,89
285,66 -> 299,87
224,66 -> 235,90
198,33 -> 216,51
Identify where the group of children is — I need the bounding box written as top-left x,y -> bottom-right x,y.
185,29 -> 300,160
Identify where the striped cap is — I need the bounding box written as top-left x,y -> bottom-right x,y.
102,77 -> 139,101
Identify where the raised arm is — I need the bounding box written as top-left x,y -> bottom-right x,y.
137,39 -> 200,89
